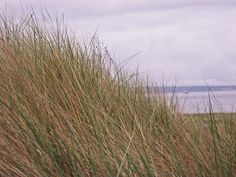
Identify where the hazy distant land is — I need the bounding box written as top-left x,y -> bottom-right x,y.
152,85 -> 236,93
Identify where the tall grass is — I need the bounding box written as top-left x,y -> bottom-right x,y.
0,11 -> 235,177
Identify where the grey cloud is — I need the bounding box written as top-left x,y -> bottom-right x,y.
92,7 -> 236,85
2,0 -> 236,18
0,0 -> 235,85
44,0 -> 236,18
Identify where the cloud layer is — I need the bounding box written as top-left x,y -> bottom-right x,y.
1,0 -> 236,85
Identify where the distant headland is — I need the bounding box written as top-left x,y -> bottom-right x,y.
151,85 -> 236,93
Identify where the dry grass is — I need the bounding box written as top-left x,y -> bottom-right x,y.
0,10 -> 235,177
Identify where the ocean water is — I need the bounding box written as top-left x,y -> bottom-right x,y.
167,91 -> 236,113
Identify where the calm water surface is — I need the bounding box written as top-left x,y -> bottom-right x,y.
167,91 -> 236,113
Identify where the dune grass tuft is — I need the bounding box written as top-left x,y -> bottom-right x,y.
0,10 -> 235,177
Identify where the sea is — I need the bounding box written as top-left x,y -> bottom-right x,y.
154,86 -> 236,114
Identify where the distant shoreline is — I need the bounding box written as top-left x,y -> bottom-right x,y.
149,85 -> 236,93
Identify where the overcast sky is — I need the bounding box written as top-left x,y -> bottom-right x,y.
1,0 -> 236,85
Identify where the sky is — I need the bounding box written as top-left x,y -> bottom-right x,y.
0,0 -> 236,86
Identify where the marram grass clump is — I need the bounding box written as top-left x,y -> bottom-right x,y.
0,12 -> 235,177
